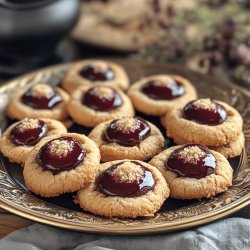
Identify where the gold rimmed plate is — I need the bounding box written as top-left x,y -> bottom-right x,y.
0,59 -> 250,234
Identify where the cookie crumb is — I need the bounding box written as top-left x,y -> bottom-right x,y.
17,118 -> 40,132
92,86 -> 114,99
112,162 -> 144,182
30,84 -> 54,98
49,139 -> 73,157
115,117 -> 140,133
193,98 -> 217,111
178,146 -> 206,164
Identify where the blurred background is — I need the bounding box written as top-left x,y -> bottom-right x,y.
0,0 -> 250,88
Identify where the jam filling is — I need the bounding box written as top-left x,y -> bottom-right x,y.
166,144 -> 216,178
22,84 -> 62,109
141,79 -> 185,100
83,86 -> 122,111
37,136 -> 85,174
79,65 -> 115,81
97,161 -> 155,197
184,99 -> 227,125
105,117 -> 151,146
9,118 -> 48,146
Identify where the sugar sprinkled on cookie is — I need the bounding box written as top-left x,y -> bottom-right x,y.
48,139 -> 73,157
30,84 -> 54,98
166,144 -> 216,179
105,117 -> 151,147
111,161 -> 144,182
9,118 -> 48,147
16,118 -> 40,132
192,98 -> 217,111
183,98 -> 227,125
178,145 -> 206,164
92,86 -> 114,100
115,117 -> 140,133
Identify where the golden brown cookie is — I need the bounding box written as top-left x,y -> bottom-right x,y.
6,83 -> 70,121
62,60 -> 129,94
72,0 -> 195,52
210,132 -> 244,159
163,99 -> 243,147
67,85 -> 134,127
76,160 -> 169,218
89,117 -> 164,162
127,75 -> 197,116
23,133 -> 100,197
149,144 -> 233,199
0,118 -> 67,165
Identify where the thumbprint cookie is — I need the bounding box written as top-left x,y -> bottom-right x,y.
23,133 -> 100,197
0,118 -> 67,165
127,75 -> 197,116
149,144 -> 233,199
62,60 -> 129,94
76,160 -> 169,218
89,117 -> 164,162
67,85 -> 134,127
6,83 -> 69,121
162,98 -> 244,158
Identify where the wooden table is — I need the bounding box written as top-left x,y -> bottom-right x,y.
0,209 -> 32,239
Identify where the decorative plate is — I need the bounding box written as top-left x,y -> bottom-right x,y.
0,59 -> 249,235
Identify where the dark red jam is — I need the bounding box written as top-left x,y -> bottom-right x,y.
105,117 -> 151,146
79,65 -> 115,81
141,79 -> 185,100
83,86 -> 122,111
97,161 -> 155,197
183,99 -> 227,125
21,85 -> 62,109
166,144 -> 216,179
9,119 -> 48,146
37,136 -> 85,174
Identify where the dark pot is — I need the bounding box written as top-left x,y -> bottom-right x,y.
0,0 -> 80,74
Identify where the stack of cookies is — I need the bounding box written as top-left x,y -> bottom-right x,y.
0,59 -> 244,219
161,98 -> 244,159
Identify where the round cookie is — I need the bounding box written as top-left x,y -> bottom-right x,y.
72,0 -> 156,52
89,117 -> 164,162
62,60 -> 129,94
67,85 -> 135,127
149,144 -> 233,199
6,83 -> 70,121
23,133 -> 101,197
127,75 -> 197,116
72,0 -> 194,52
210,132 -> 245,159
0,118 -> 67,165
76,160 -> 169,218
163,98 -> 243,146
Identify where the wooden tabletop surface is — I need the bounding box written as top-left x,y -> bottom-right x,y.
0,209 -> 32,239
